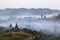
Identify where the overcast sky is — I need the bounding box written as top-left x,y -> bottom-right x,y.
0,0 -> 60,10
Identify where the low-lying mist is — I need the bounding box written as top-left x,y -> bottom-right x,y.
0,8 -> 60,36
19,18 -> 60,35
0,15 -> 60,36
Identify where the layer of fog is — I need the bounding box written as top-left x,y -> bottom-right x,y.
0,13 -> 58,20
0,13 -> 60,36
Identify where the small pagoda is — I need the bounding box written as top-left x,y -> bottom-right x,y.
13,22 -> 20,32
9,24 -> 13,30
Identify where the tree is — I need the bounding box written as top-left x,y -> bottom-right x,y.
56,14 -> 60,20
41,15 -> 43,18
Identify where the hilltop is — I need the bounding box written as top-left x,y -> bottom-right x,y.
0,23 -> 60,40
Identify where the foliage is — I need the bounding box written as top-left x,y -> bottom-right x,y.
23,28 -> 33,34
0,27 -> 60,40
55,14 -> 60,20
0,32 -> 25,40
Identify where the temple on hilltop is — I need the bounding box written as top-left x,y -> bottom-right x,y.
9,22 -> 20,32
9,22 -> 36,40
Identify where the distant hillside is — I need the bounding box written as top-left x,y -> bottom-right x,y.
0,8 -> 60,26
0,8 -> 60,16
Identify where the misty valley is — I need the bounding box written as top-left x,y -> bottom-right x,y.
0,8 -> 60,40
